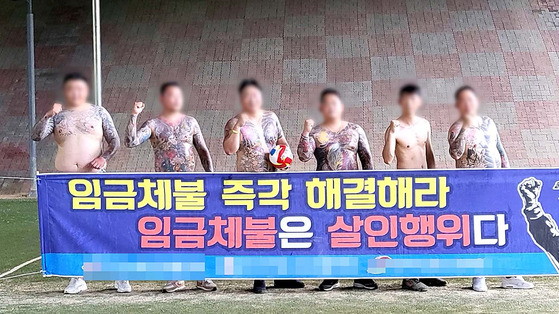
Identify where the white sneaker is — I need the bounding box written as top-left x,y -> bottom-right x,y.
472,277 -> 488,292
64,277 -> 87,294
163,280 -> 186,292
196,279 -> 217,291
114,280 -> 132,293
501,276 -> 534,289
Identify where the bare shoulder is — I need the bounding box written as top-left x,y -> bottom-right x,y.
93,104 -> 111,117
417,117 -> 431,132
481,115 -> 495,125
184,115 -> 199,125
225,115 -> 239,127
348,122 -> 366,134
263,110 -> 279,121
417,117 -> 430,126
449,119 -> 462,131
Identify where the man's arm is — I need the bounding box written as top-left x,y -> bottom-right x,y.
125,115 -> 152,148
297,135 -> 315,162
493,120 -> 510,168
382,121 -> 398,165
192,118 -> 214,172
31,103 -> 61,141
357,126 -> 374,170
125,102 -> 152,148
223,116 -> 243,155
426,122 -> 436,169
448,121 -> 467,160
99,107 -> 121,161
297,119 -> 315,162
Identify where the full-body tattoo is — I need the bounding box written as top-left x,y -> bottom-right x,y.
448,116 -> 509,169
518,177 -> 559,270
224,111 -> 285,172
125,114 -> 213,172
297,123 -> 373,170
32,105 -> 120,166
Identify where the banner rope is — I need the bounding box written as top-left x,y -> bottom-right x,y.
0,256 -> 41,279
0,176 -> 35,180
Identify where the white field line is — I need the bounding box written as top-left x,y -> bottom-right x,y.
0,256 -> 41,279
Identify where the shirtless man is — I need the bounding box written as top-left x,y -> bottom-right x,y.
125,81 -> 216,293
448,86 -> 534,292
31,72 -> 128,294
223,79 -> 304,294
382,84 -> 446,292
298,88 -> 377,291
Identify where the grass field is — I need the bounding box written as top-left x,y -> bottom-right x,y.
2,199 -> 559,313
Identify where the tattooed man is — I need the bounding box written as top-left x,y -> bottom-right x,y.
125,82 -> 216,292
224,79 -> 304,294
383,85 -> 445,292
298,88 -> 377,291
448,86 -> 533,292
31,73 -> 127,294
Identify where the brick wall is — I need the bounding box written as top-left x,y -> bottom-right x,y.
2,0 -> 559,195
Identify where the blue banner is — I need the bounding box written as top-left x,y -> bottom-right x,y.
37,169 -> 559,280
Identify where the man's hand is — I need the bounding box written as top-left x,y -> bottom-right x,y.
89,157 -> 107,170
388,120 -> 400,134
132,102 -> 145,115
46,103 -> 62,117
303,119 -> 315,136
518,177 -> 543,209
234,113 -> 248,129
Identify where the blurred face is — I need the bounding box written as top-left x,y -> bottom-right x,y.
399,93 -> 422,115
455,89 -> 479,117
63,79 -> 89,107
240,86 -> 263,113
320,93 -> 344,121
160,86 -> 184,112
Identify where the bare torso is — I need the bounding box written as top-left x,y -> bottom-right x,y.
394,118 -> 430,169
125,114 -> 213,172
32,104 -> 120,173
297,122 -> 373,171
448,116 -> 508,169
225,111 -> 285,172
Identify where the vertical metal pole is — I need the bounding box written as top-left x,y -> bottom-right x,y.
27,0 -> 37,197
92,0 -> 102,106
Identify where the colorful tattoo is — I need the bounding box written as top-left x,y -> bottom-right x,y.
297,122 -> 373,171
125,114 -> 214,172
31,105 -> 120,161
448,116 -> 509,169
224,111 -> 285,172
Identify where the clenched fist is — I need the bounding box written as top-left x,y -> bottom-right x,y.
303,119 -> 315,135
388,120 -> 400,134
518,177 -> 543,209
46,103 -> 62,118
132,102 -> 145,115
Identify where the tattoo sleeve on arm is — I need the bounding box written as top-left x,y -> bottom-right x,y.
125,114 -> 152,148
192,119 -> 214,172
223,118 -> 241,155
31,115 -> 55,141
494,121 -> 510,168
100,108 -> 121,161
357,126 -> 374,170
297,133 -> 315,162
448,123 -> 467,160
276,115 -> 286,140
